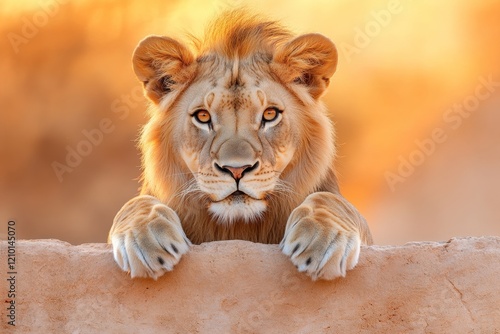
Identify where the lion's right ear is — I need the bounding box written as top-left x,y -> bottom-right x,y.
132,36 -> 195,104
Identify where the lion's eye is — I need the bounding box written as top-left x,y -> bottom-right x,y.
193,109 -> 211,124
262,107 -> 280,122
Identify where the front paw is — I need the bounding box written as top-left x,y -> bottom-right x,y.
280,193 -> 362,280
109,196 -> 191,279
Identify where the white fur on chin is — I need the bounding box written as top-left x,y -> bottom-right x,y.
209,197 -> 267,224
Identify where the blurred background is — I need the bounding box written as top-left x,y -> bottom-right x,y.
1,0 -> 499,245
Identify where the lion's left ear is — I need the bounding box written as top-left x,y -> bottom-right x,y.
273,33 -> 338,99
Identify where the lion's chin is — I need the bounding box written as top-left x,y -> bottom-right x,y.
208,196 -> 267,224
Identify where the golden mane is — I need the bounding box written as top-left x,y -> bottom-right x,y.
192,10 -> 292,60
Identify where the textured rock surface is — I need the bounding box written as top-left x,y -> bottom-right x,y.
1,237 -> 499,333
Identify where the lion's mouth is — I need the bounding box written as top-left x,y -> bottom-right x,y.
208,189 -> 268,222
231,190 -> 245,196
212,190 -> 260,203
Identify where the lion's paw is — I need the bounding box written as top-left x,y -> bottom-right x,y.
109,196 -> 191,279
280,198 -> 361,281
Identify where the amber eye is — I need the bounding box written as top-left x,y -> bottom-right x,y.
263,107 -> 280,122
194,109 -> 211,124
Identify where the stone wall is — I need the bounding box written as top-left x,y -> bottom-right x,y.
1,237 -> 499,333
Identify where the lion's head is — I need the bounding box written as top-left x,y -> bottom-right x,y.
135,11 -> 339,238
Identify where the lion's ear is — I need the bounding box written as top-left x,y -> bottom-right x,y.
273,33 -> 338,99
132,36 -> 195,104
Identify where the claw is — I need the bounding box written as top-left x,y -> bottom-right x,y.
281,204 -> 362,280
109,198 -> 191,280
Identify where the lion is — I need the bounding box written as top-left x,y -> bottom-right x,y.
108,10 -> 373,281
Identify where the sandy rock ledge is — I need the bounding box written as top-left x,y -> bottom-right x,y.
1,237 -> 499,333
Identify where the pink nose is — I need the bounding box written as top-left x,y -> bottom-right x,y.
215,162 -> 260,181
222,165 -> 252,181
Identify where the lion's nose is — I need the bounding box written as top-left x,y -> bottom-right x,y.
222,165 -> 250,181
215,162 -> 259,181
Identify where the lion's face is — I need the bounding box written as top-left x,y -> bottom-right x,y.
133,19 -> 338,225
175,64 -> 299,222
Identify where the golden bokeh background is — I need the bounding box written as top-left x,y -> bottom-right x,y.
1,0 -> 499,244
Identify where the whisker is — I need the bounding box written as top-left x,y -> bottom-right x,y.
267,178 -> 297,204
163,172 -> 199,178
167,177 -> 202,206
